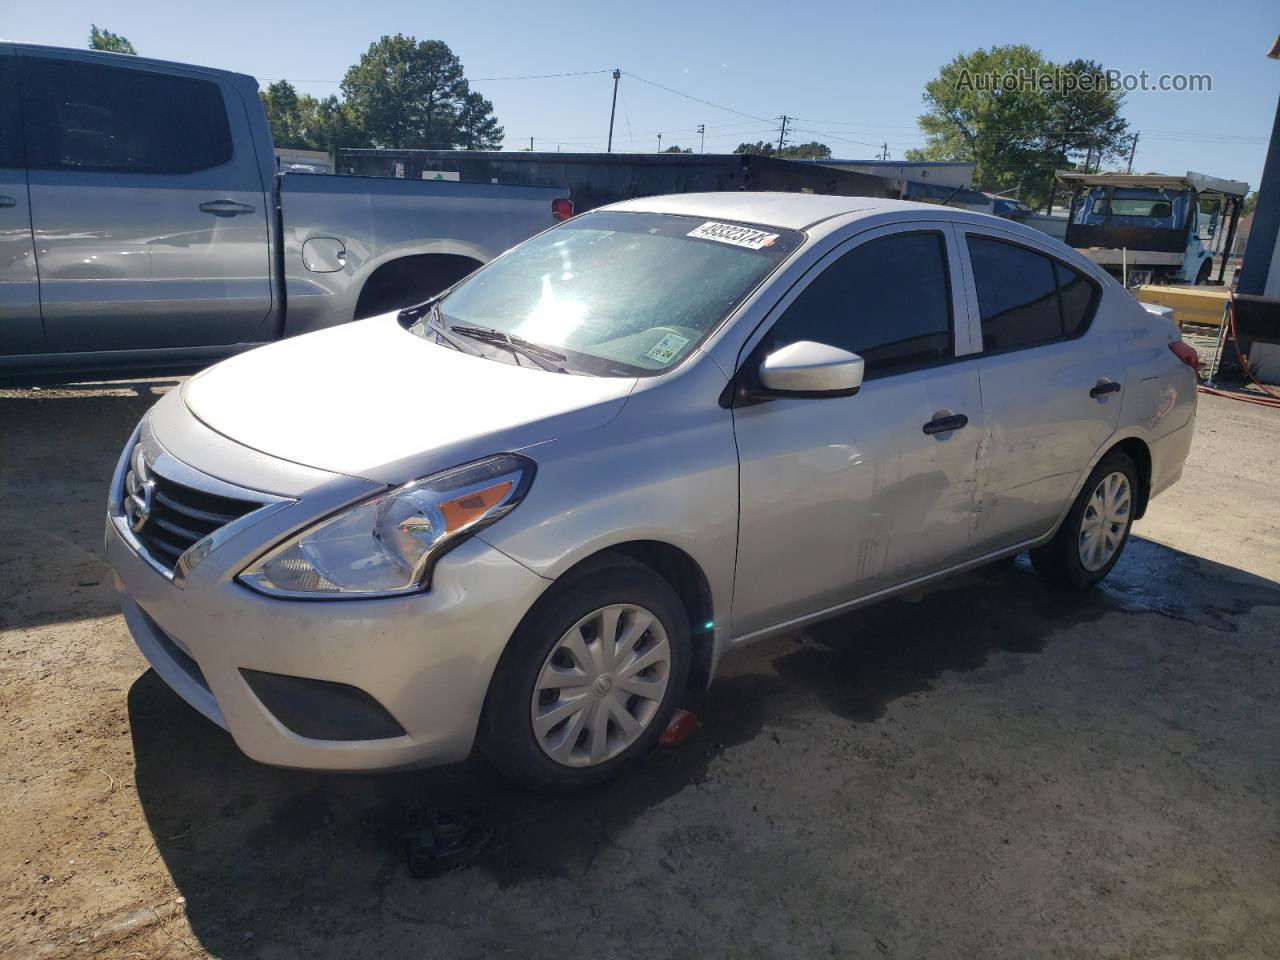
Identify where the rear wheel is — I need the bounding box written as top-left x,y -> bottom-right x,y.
1031,451 -> 1137,589
1194,259 -> 1213,285
481,558 -> 690,789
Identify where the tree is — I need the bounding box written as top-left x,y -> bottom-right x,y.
260,80 -> 306,148
663,144 -> 694,153
734,140 -> 832,160
88,25 -> 136,54
905,46 -> 1128,210
455,91 -> 504,150
341,35 -> 501,150
260,81 -> 367,155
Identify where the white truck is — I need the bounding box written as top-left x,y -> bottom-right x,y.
0,44 -> 571,385
1058,171 -> 1248,287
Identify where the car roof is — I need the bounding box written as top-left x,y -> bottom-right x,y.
603,192 -> 947,231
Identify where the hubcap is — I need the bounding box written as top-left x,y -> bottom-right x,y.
531,603 -> 671,768
1078,471 -> 1132,571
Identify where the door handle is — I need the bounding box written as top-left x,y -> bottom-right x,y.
1089,379 -> 1122,399
0,195 -> 16,208
199,199 -> 256,216
922,413 -> 969,435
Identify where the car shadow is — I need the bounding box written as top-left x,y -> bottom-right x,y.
127,536 -> 1280,958
0,384 -> 176,630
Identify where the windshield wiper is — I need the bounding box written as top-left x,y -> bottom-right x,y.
448,324 -> 570,373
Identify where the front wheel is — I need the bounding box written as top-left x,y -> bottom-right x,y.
1031,452 -> 1137,589
481,558 -> 690,789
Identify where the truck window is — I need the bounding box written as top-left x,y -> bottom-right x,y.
20,58 -> 232,175
0,57 -> 22,168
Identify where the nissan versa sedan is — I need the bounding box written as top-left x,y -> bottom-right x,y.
106,193 -> 1198,788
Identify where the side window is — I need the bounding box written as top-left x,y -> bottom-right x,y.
0,56 -> 23,168
1056,261 -> 1095,336
967,235 -> 1098,351
764,231 -> 953,377
20,58 -> 232,174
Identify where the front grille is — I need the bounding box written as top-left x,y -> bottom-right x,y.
124,446 -> 261,572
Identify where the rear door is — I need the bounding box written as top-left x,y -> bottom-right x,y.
19,53 -> 272,353
730,222 -> 984,638
0,50 -> 44,354
957,229 -> 1123,552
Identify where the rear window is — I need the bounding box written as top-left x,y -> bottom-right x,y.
21,58 -> 232,174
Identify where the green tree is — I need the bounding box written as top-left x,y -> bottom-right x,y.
905,45 -> 1128,209
301,94 -> 369,156
341,35 -> 501,149
260,80 -> 369,159
663,144 -> 694,153
455,91 -> 504,150
88,25 -> 136,54
260,80 -> 307,148
734,140 -> 832,160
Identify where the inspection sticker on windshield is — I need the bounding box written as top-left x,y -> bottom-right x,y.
687,221 -> 780,250
646,332 -> 690,363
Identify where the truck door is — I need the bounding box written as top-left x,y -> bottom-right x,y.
0,50 -> 44,355
18,53 -> 272,353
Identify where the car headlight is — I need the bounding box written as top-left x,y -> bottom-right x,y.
238,455 -> 534,598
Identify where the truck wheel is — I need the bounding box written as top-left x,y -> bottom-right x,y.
1194,259 -> 1213,285
481,557 -> 690,790
1031,451 -> 1137,590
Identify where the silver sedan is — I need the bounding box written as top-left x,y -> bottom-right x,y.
106,193 -> 1198,788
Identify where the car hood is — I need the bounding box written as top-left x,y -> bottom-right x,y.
182,313 -> 636,484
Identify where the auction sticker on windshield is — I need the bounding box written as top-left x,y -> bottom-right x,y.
687,221 -> 780,250
645,331 -> 690,364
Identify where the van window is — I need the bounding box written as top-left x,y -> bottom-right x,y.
20,58 -> 232,174
763,231 -> 953,377
967,235 -> 1098,351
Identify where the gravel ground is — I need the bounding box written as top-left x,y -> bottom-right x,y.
1,381 -> 1277,960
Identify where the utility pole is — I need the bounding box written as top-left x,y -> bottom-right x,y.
776,115 -> 789,153
607,68 -> 621,153
529,136 -> 534,152
880,142 -> 889,160
698,124 -> 705,153
1126,131 -> 1140,174
657,133 -> 662,152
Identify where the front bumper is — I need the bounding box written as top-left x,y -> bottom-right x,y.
107,433 -> 550,772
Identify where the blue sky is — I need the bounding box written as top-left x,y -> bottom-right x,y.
4,0 -> 1277,189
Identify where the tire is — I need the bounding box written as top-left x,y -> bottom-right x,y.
480,556 -> 691,790
1030,451 -> 1138,590
1194,259 -> 1213,285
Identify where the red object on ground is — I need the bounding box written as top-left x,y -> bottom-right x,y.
659,709 -> 699,747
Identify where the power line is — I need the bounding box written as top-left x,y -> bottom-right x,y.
619,71 -> 773,123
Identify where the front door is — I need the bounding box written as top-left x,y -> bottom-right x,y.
19,53 -> 272,353
730,223 -> 984,639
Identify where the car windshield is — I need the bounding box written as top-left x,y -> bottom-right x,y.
430,210 -> 803,376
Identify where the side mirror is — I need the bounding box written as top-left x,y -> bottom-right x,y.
757,340 -> 865,397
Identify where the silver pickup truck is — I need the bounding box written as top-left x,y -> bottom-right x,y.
0,43 -> 570,384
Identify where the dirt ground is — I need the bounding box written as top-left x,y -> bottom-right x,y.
1,379 -> 1277,959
